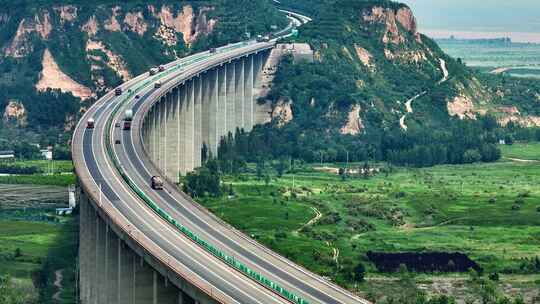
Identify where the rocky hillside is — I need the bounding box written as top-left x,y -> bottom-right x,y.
0,0 -> 286,145
207,0 -> 539,167
272,0 -> 540,134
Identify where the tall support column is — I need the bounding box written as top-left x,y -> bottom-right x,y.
87,205 -> 97,304
201,72 -> 210,160
253,52 -> 264,104
142,116 -> 148,155
135,259 -> 154,304
145,116 -> 151,154
160,99 -> 167,172
186,80 -> 195,172
118,241 -> 135,304
146,110 -> 151,162
96,217 -> 107,304
176,86 -> 184,175
168,89 -> 180,183
235,59 -> 245,130
194,76 -> 203,169
208,69 -> 219,156
217,65 -> 227,143
156,276 -> 180,304
106,225 -> 119,303
180,85 -> 188,176
148,109 -> 154,163
163,96 -> 169,177
153,107 -> 159,166
156,104 -> 161,169
79,193 -> 89,304
244,55 -> 254,131
226,62 -> 236,135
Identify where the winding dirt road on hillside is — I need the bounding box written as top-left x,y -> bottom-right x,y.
400,58 -> 450,130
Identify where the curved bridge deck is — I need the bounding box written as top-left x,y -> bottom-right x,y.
74,22 -> 371,304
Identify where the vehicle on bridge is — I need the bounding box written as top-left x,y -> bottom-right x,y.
209,48 -> 217,53
115,87 -> 123,96
86,118 -> 95,129
149,68 -> 158,76
158,65 -> 166,72
123,109 -> 133,130
151,176 -> 164,190
256,35 -> 271,42
154,82 -> 162,89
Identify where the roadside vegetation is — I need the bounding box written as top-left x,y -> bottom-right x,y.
0,160 -> 75,186
0,158 -> 78,304
186,142 -> 540,302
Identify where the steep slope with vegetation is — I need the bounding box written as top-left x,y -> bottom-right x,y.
223,0 -> 540,167
0,0 -> 286,149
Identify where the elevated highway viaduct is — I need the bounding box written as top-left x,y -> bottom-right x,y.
73,12 -> 371,304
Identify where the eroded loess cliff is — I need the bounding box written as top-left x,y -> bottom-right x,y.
273,0 -> 540,134
0,1 -> 286,133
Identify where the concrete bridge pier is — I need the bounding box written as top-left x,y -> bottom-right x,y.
194,76 -> 203,169
208,69 -> 219,157
166,89 -> 179,183
141,49 -> 275,182
186,80 -> 195,174
79,191 -> 200,304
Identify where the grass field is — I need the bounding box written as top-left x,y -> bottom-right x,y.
0,218 -> 77,304
0,159 -> 75,186
9,160 -> 74,174
0,173 -> 76,186
200,147 -> 540,300
500,142 -> 540,161
0,221 -> 63,279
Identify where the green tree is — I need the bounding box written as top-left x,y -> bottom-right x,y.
353,263 -> 366,283
463,149 -> 482,164
273,158 -> 288,178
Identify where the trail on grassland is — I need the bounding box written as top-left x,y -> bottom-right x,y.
296,207 -> 322,233
52,269 -> 64,302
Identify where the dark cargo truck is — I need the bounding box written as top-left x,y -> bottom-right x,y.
115,88 -> 123,96
151,176 -> 164,190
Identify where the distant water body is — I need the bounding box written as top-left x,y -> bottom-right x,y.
421,29 -> 540,44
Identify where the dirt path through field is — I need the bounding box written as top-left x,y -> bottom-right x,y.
296,207 -> 322,232
52,269 -> 64,302
506,157 -> 540,163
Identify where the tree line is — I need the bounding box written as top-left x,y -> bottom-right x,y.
208,114 -> 505,168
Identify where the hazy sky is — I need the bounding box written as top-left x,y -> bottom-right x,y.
400,0 -> 540,41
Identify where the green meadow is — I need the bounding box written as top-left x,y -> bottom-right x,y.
200,145 -> 540,299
